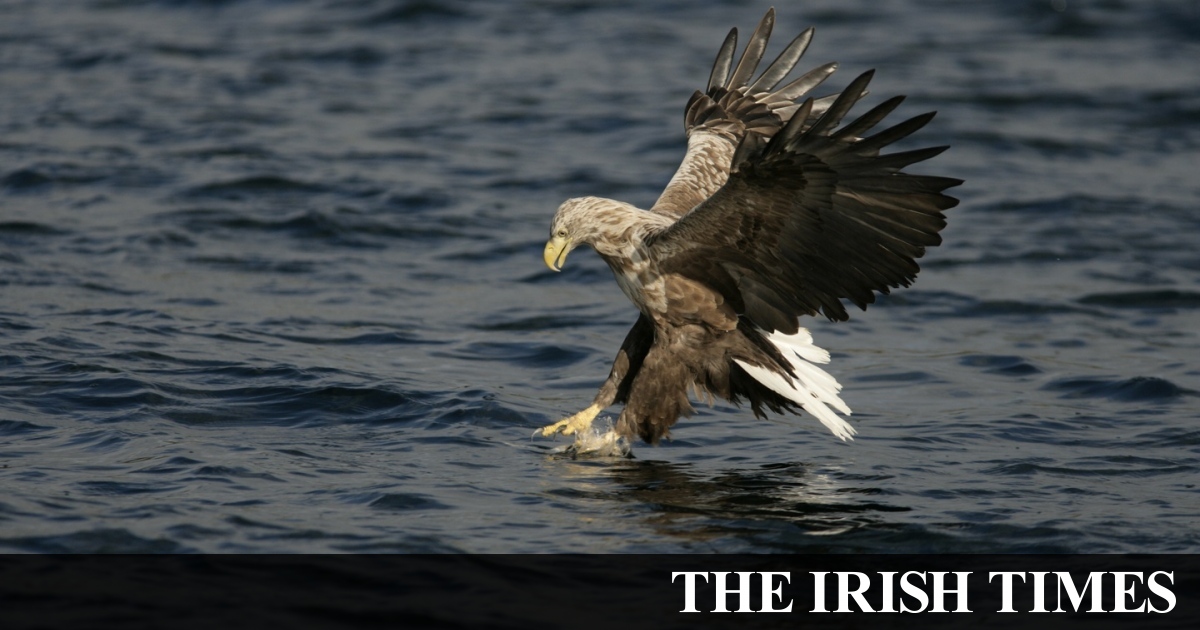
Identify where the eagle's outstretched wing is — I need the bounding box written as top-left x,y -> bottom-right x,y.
649,8 -> 843,219
648,70 -> 963,330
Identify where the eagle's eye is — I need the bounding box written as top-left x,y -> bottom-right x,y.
556,229 -> 568,238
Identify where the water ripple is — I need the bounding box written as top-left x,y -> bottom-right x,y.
1043,376 -> 1189,402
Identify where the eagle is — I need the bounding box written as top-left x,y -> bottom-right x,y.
537,8 -> 961,449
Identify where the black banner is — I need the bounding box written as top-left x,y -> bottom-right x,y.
1,555 -> 1196,629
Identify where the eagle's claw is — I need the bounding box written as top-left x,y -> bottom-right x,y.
537,404 -> 602,439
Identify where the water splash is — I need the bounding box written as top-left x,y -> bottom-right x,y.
552,417 -> 633,459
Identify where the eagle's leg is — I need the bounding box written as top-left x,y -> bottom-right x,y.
537,314 -> 650,442
538,403 -> 603,438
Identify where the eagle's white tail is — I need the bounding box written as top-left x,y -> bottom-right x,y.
735,328 -> 855,441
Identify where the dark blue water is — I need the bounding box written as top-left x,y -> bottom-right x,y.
1,0 -> 1198,553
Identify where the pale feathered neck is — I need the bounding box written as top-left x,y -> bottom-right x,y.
553,196 -> 674,259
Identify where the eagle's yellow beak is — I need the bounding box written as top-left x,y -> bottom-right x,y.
543,235 -> 571,272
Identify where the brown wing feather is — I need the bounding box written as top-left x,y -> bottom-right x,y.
649,8 -> 839,219
647,71 -> 962,330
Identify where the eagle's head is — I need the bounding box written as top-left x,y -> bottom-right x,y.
544,197 -> 667,271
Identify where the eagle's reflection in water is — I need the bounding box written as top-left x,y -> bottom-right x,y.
543,454 -> 915,551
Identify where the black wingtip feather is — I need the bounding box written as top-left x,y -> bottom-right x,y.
831,94 -> 906,141
765,97 -> 814,156
871,145 -> 951,171
727,8 -> 775,89
804,69 -> 874,138
750,26 -> 815,93
772,61 -> 838,102
707,28 -> 739,93
854,111 -> 937,154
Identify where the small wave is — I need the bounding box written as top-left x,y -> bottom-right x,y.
433,394 -> 533,428
984,456 -> 1195,478
163,207 -> 461,244
190,465 -> 285,483
433,341 -> 591,369
131,456 -> 203,475
1078,290 -> 1200,309
1129,428 -> 1200,448
369,493 -> 452,511
2,165 -> 101,190
21,374 -> 170,420
979,195 -> 1137,216
186,255 -> 317,275
181,176 -> 327,200
959,354 -> 1041,376
1043,375 -> 1187,402
356,0 -> 474,26
265,331 -> 428,346
955,300 -> 1087,318
954,130 -> 1109,158
852,370 -> 938,384
0,420 -> 50,436
3,160 -> 165,189
1,528 -> 186,553
162,383 -> 423,428
169,144 -> 276,160
77,479 -> 184,496
380,191 -> 452,212
264,45 -> 387,66
470,314 -> 596,332
0,221 -> 67,236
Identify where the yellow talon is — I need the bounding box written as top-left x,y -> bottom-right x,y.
538,404 -> 602,438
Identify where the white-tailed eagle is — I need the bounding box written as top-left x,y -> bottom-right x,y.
538,8 -> 961,447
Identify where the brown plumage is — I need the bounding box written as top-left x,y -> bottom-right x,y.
538,8 -> 961,448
